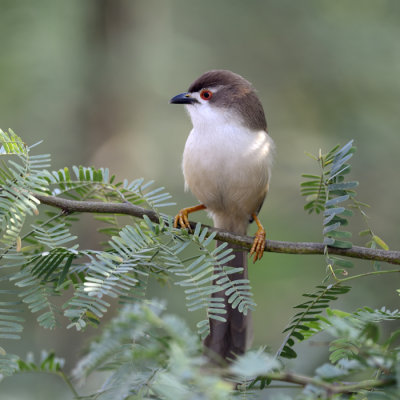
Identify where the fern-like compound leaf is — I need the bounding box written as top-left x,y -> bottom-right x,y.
278,284 -> 351,359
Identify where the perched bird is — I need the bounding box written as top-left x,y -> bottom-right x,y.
170,70 -> 275,361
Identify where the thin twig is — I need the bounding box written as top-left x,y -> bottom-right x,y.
57,371 -> 80,398
33,193 -> 400,266
266,371 -> 394,395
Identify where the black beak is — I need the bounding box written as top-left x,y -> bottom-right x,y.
169,92 -> 198,105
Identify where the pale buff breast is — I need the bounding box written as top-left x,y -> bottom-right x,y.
182,122 -> 274,232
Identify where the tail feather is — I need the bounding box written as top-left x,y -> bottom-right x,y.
204,241 -> 252,362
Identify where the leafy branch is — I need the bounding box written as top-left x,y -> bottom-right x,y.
262,371 -> 394,396
33,192 -> 400,265
276,141 -> 396,363
1,129 -> 400,399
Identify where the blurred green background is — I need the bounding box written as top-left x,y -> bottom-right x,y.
1,0 -> 399,398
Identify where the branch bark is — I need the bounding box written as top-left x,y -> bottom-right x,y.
33,193 -> 400,266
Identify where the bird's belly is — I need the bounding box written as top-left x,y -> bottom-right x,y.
182,128 -> 274,218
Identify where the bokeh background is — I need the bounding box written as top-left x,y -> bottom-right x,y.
1,1 -> 399,398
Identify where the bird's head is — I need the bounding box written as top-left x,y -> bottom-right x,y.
170,70 -> 267,131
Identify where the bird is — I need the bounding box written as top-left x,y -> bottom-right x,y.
170,70 -> 275,362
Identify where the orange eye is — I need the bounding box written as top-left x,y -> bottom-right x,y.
200,89 -> 213,100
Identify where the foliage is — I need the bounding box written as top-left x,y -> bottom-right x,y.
0,130 -> 399,399
278,284 -> 352,359
0,129 -> 254,341
301,140 -> 389,273
6,298 -> 400,399
71,299 -> 235,399
274,141 -> 395,364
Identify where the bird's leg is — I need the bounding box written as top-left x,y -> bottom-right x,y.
249,213 -> 266,263
174,204 -> 206,230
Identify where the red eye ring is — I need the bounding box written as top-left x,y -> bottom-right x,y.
200,89 -> 213,100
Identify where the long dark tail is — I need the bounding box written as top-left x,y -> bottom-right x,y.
204,242 -> 252,363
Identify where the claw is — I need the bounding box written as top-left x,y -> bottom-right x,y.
174,209 -> 191,230
249,213 -> 266,263
250,230 -> 266,262
173,204 -> 206,231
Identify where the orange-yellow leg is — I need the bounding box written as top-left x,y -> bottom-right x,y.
249,213 -> 266,263
174,204 -> 206,230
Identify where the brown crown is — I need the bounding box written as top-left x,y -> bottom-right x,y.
188,70 -> 267,131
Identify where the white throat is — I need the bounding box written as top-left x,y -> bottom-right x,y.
185,102 -> 243,131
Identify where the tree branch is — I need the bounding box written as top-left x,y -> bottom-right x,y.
267,371 -> 395,395
33,193 -> 400,266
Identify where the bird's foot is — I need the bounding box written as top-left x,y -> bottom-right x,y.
250,228 -> 266,262
174,209 -> 191,230
173,204 -> 206,231
249,213 -> 266,263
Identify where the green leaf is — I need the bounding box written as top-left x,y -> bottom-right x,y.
325,195 -> 349,207
372,235 -> 389,250
325,230 -> 352,239
301,174 -> 321,179
327,182 -> 359,191
280,346 -> 297,359
291,331 -> 305,341
335,140 -> 354,158
324,207 -> 345,216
